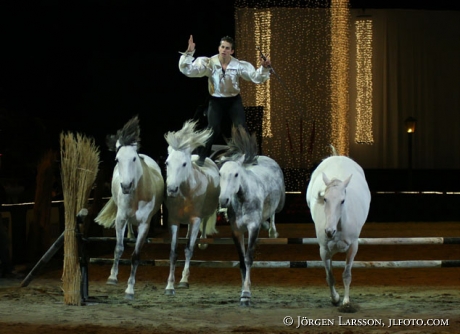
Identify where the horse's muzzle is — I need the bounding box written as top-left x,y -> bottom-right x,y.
167,186 -> 179,197
120,182 -> 133,194
325,228 -> 336,239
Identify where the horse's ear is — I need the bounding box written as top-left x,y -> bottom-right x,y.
322,172 -> 330,185
343,174 -> 352,188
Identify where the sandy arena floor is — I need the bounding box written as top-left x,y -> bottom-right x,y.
1,222 -> 459,334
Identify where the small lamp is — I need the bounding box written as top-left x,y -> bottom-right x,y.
404,116 -> 417,133
404,116 -> 417,190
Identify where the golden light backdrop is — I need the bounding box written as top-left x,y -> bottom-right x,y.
235,0 -> 354,191
354,16 -> 374,144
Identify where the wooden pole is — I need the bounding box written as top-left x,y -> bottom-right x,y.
20,231 -> 64,287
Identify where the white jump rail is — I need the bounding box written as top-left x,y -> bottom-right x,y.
89,258 -> 460,268
88,236 -> 460,269
86,236 -> 460,245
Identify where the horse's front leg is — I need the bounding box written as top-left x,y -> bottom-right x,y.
239,223 -> 260,306
185,224 -> 191,239
231,229 -> 246,286
178,218 -> 201,288
342,241 -> 358,306
320,246 -> 340,305
124,220 -> 149,300
165,223 -> 179,295
107,218 -> 127,285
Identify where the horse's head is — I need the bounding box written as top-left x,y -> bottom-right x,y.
322,172 -> 352,239
115,143 -> 142,195
108,116 -> 142,195
165,147 -> 193,197
218,155 -> 244,208
164,119 -> 212,197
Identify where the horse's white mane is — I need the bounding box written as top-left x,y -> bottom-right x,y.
164,119 -> 213,152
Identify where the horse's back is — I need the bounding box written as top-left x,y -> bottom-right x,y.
306,155 -> 370,224
313,155 -> 366,181
307,156 -> 366,202
140,154 -> 165,213
249,155 -> 285,214
140,153 -> 162,176
202,157 -> 221,187
201,161 -> 221,215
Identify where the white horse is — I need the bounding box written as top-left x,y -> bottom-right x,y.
218,126 -> 285,306
164,119 -> 220,295
94,116 -> 164,300
306,146 -> 371,310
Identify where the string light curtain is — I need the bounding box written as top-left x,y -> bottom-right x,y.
354,15 -> 374,144
253,10 -> 273,138
235,0 -> 351,191
330,0 -> 350,154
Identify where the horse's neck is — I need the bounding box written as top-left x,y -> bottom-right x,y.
136,159 -> 155,197
178,166 -> 198,192
236,168 -> 251,201
191,166 -> 205,187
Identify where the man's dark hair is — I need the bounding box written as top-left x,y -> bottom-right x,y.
220,36 -> 235,50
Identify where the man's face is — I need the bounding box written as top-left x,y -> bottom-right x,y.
218,41 -> 234,58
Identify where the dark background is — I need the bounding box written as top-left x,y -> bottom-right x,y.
1,1 -> 459,182
0,2 -> 236,165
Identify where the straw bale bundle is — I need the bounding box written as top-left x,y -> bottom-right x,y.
60,132 -> 99,306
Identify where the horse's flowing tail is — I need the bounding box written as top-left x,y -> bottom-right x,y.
330,144 -> 338,156
94,197 -> 117,228
198,210 -> 218,250
200,209 -> 218,235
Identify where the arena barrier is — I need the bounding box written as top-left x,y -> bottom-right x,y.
86,236 -> 460,246
88,236 -> 460,269
89,258 -> 460,269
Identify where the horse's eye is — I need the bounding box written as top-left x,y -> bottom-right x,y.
133,157 -> 136,162
235,173 -> 238,177
323,198 -> 327,203
182,162 -> 186,167
341,200 -> 345,204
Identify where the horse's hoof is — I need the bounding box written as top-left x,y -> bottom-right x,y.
164,289 -> 175,296
198,243 -> 208,250
240,298 -> 251,307
106,278 -> 118,285
124,293 -> 134,300
269,231 -> 279,238
330,292 -> 340,306
240,291 -> 251,306
331,298 -> 340,306
177,282 -> 189,289
339,302 -> 359,313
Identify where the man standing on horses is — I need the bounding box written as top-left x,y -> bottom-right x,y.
178,35 -> 272,166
